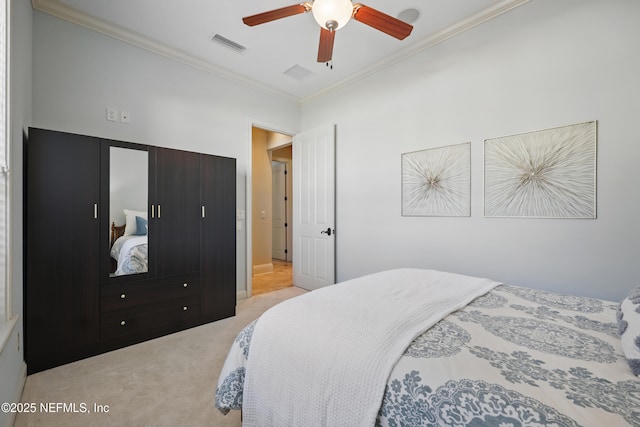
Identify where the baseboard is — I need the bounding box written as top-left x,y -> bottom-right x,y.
0,316 -> 26,427
3,362 -> 26,427
252,263 -> 273,276
237,290 -> 247,301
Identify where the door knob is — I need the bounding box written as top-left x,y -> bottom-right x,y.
321,227 -> 334,236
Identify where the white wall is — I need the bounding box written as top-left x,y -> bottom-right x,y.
302,0 -> 640,301
31,11 -> 301,296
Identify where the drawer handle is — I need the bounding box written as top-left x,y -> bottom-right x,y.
183,283 -> 188,288
183,306 -> 188,311
120,320 -> 126,326
120,294 -> 126,299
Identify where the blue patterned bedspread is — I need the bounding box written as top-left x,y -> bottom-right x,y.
216,284 -> 640,426
110,235 -> 148,275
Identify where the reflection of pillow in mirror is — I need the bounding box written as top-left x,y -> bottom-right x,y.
134,216 -> 148,236
124,209 -> 147,235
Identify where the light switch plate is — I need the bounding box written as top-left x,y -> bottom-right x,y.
106,107 -> 118,122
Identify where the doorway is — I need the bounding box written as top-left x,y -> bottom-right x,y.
247,123 -> 336,296
250,126 -> 294,296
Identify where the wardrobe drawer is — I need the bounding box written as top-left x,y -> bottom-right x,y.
101,295 -> 200,340
101,275 -> 199,312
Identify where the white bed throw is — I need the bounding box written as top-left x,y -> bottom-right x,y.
242,268 -> 500,426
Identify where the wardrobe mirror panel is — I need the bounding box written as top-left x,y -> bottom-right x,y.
109,146 -> 149,277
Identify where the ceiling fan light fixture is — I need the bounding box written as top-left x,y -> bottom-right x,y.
242,0 -> 413,64
312,0 -> 353,31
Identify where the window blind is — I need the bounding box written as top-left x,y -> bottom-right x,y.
0,0 -> 7,321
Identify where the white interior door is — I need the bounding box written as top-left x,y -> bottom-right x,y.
271,161 -> 287,260
293,125 -> 336,290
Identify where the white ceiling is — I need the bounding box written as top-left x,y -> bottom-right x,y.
32,0 -> 529,102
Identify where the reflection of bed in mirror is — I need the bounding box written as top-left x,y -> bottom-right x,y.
109,146 -> 149,277
110,215 -> 148,276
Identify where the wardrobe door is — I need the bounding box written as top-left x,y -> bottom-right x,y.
25,128 -> 101,374
153,147 -> 201,277
200,155 -> 236,318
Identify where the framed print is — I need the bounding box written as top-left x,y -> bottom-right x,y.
402,142 -> 470,217
484,121 -> 597,218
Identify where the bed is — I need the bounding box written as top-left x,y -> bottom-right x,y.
215,268 -> 640,426
109,213 -> 148,276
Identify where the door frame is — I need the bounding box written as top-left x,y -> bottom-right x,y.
245,119 -> 297,298
270,160 -> 289,262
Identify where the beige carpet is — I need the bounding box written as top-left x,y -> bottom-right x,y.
15,286 -> 306,427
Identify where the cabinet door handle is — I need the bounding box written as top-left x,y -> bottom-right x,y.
94,203 -> 98,219
202,205 -> 205,218
151,204 -> 154,218
157,204 -> 161,218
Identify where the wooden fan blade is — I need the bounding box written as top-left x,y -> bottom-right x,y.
352,4 -> 413,40
242,4 -> 309,26
317,28 -> 335,63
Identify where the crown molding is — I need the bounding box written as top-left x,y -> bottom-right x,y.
31,0 -> 300,104
300,0 -> 531,104
32,0 -> 529,106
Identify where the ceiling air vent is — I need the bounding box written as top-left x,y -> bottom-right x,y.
211,33 -> 247,53
284,65 -> 314,81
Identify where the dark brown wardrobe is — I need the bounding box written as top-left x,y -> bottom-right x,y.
25,128 -> 236,374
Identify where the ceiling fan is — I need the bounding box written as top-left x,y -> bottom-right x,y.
242,0 -> 414,64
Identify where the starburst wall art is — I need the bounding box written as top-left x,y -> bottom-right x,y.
484,121 -> 597,218
402,142 -> 470,217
